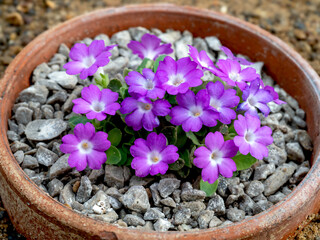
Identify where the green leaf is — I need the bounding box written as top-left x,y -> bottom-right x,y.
169,158 -> 185,171
106,145 -> 122,165
124,126 -> 135,135
123,68 -> 133,77
117,148 -> 128,166
153,55 -> 166,72
108,128 -> 122,147
108,79 -> 122,92
69,115 -> 91,130
176,126 -> 187,148
186,131 -> 200,146
194,127 -> 208,137
137,58 -> 154,73
200,179 -> 218,197
180,149 -> 192,168
119,86 -> 129,99
177,167 -> 190,178
160,126 -> 177,145
232,153 -> 257,171
166,94 -> 177,105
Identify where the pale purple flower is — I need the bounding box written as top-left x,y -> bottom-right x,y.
130,132 -> 179,177
194,132 -> 238,184
60,122 -> 110,171
237,79 -> 273,117
120,96 -> 171,131
188,45 -> 215,70
125,68 -> 165,99
127,33 -> 173,60
264,85 -> 286,105
64,40 -> 113,79
206,81 -> 240,124
72,84 -> 120,121
170,89 -> 218,132
220,46 -> 252,65
234,114 -> 273,160
156,56 -> 203,95
215,59 -> 259,90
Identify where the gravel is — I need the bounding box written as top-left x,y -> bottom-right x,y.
4,27 -> 314,235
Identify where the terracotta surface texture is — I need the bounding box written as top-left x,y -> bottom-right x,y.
0,4 -> 320,240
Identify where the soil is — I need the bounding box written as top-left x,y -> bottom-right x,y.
0,0 -> 319,239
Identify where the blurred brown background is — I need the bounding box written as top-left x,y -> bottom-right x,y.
0,0 -> 319,239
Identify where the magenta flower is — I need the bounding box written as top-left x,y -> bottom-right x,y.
157,56 -> 203,95
60,122 -> 111,171
72,84 -> 120,121
237,79 -> 273,118
234,114 -> 273,160
194,132 -> 238,184
188,45 -> 215,71
264,85 -> 286,105
64,40 -> 113,79
130,132 -> 179,177
170,89 -> 218,132
220,46 -> 252,66
215,59 -> 259,90
127,33 -> 173,60
206,81 -> 240,124
120,96 -> 171,131
125,68 -> 165,99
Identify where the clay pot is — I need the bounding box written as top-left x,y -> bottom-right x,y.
0,4 -> 319,240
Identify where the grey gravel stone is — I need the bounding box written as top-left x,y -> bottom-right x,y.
286,95 -> 299,110
33,62 -> 52,81
193,37 -> 209,52
158,178 -> 181,198
111,30 -> 131,48
25,119 -> 67,141
267,192 -> 286,204
58,43 -> 70,57
21,155 -> 39,169
226,195 -> 239,206
246,181 -> 265,198
160,197 -> 176,208
264,163 -> 296,196
226,208 -> 245,222
175,35 -> 192,59
88,168 -> 105,182
172,189 -> 181,203
83,190 -> 110,210
89,209 -> 118,223
106,187 -> 122,200
296,108 -> 305,119
104,165 -> 131,188
253,163 -> 276,180
124,214 -> 146,227
15,107 -> 33,125
239,194 -> 256,215
48,71 -> 78,89
217,177 -> 229,197
144,208 -> 165,221
42,105 -> 54,119
10,141 -> 30,153
264,144 -> 287,166
198,210 -> 215,229
94,34 -> 111,45
239,168 -> 253,182
47,178 -> 63,197
158,31 -> 181,44
154,218 -> 171,232
8,119 -> 19,133
180,201 -> 206,218
150,183 -> 161,206
129,176 -> 154,187
128,27 -> 150,41
59,183 -> 75,207
102,56 -> 129,75
49,155 -> 72,179
121,186 -> 150,213
19,85 -> 49,104
293,116 -> 307,128
205,36 -> 222,51
46,91 -> 68,105
297,130 -> 313,151
209,216 -> 223,228
13,150 -> 24,164
253,200 -> 273,215
76,176 -> 92,203
36,146 -> 58,167
181,188 -> 206,202
107,196 -> 122,210
290,163 -> 310,184
272,130 -> 285,148
207,195 -> 226,215
268,101 -> 282,113
286,142 -> 305,163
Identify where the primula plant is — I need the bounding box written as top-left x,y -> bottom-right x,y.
60,33 -> 285,196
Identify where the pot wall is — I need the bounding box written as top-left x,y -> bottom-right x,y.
0,4 -> 320,240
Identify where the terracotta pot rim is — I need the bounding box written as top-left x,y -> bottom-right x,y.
1,4 -> 320,239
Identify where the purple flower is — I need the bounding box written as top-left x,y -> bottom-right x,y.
125,68 -> 165,99
130,132 -> 179,177
64,40 -> 113,79
264,85 -> 286,105
127,33 -> 173,60
193,132 -> 238,184
234,114 -> 273,160
120,96 -> 171,131
60,122 -> 111,171
157,56 -> 203,95
206,81 -> 240,124
215,59 -> 259,90
72,84 -> 120,121
188,45 -> 215,70
170,89 -> 218,132
220,46 -> 252,65
237,79 -> 273,117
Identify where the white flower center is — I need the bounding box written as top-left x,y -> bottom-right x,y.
82,55 -> 96,68
247,97 -> 256,107
138,101 -> 153,112
209,150 -> 223,165
245,131 -> 255,143
168,74 -> 185,86
210,99 -> 221,111
229,72 -> 241,82
190,106 -> 203,117
148,151 -> 162,164
78,140 -> 93,154
144,80 -> 155,90
91,101 -> 105,113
